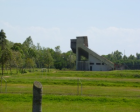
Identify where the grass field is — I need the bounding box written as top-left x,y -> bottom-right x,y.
0,69 -> 140,112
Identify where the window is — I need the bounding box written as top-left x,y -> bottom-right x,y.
90,63 -> 94,65
96,63 -> 101,65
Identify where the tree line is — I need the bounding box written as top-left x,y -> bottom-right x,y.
0,29 -> 140,75
0,29 -> 76,75
103,50 -> 140,69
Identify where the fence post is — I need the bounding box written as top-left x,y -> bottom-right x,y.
0,76 -> 2,93
77,79 -> 82,96
2,77 -> 7,93
77,79 -> 79,95
32,81 -> 42,112
81,80 -> 82,96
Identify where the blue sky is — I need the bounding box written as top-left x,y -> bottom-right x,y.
0,0 -> 140,56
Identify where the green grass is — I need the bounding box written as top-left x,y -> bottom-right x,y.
1,84 -> 140,97
2,69 -> 140,78
3,71 -> 140,87
1,70 -> 140,112
0,94 -> 140,112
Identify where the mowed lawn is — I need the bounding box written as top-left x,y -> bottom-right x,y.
0,70 -> 140,112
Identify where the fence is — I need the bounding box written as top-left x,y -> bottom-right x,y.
0,77 -> 7,93
1,78 -> 140,98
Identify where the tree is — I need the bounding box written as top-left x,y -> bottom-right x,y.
54,46 -> 63,70
0,29 -> 11,76
10,51 -> 23,74
22,36 -> 34,58
7,40 -> 14,49
28,48 -> 36,58
22,37 -> 37,72
136,53 -> 140,60
25,58 -> 35,71
55,46 -> 61,53
23,36 -> 33,48
44,49 -> 53,72
24,48 -> 36,71
0,29 -> 12,92
35,43 -> 42,68
0,48 -> 12,74
11,43 -> 23,54
66,50 -> 76,69
11,43 -> 25,73
113,50 -> 122,60
128,55 -> 135,60
123,55 -> 127,60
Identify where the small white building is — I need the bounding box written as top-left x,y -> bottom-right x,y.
71,36 -> 114,71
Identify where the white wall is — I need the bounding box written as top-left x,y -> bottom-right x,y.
89,54 -> 112,71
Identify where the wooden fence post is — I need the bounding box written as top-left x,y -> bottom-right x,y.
32,81 -> 42,112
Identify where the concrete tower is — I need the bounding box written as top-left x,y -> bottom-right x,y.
71,36 -> 114,71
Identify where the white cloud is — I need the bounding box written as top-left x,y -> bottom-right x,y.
84,27 -> 140,56
0,21 -> 62,48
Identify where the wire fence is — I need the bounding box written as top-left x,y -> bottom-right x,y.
1,78 -> 140,98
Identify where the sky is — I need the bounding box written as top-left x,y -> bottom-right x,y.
0,0 -> 140,56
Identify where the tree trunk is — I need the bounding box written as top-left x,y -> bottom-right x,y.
2,62 -> 4,76
48,64 -> 49,72
6,66 -> 8,75
0,76 -> 2,93
16,66 -> 18,74
10,66 -> 12,75
1,62 -> 4,93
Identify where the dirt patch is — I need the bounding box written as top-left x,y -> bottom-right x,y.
3,76 -> 10,78
52,71 -> 56,73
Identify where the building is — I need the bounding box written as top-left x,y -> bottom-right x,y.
71,36 -> 114,71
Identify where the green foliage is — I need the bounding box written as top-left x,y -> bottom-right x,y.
54,62 -> 63,70
104,50 -> 140,69
25,58 -> 35,68
28,48 -> 36,58
0,29 -> 12,76
11,43 -> 23,54
0,29 -> 6,46
1,30 -> 140,72
22,36 -> 33,48
0,48 -> 11,62
44,49 -> 53,71
0,30 -> 76,71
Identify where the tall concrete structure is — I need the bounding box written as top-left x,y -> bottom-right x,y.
71,36 -> 114,71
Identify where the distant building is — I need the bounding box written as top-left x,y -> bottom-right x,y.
71,36 -> 114,71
